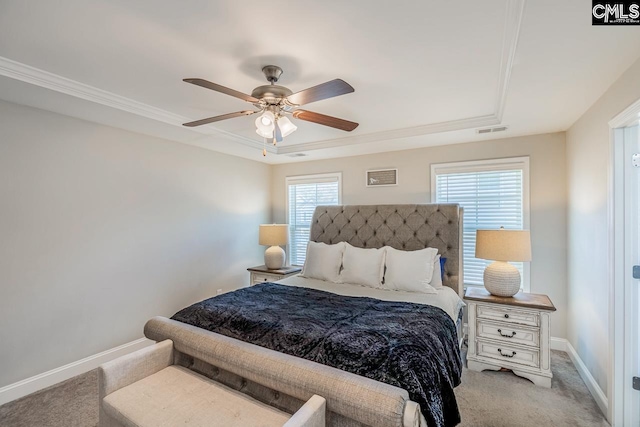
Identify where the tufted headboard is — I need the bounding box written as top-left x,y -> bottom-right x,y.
309,204 -> 464,297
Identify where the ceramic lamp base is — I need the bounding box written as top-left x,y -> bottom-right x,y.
264,245 -> 286,270
484,261 -> 521,297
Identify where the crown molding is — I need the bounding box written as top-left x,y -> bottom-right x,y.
0,0 -> 523,157
608,95 -> 640,128
276,114 -> 500,154
0,55 -> 273,153
495,0 -> 525,121
0,56 -> 181,123
186,133 -> 277,154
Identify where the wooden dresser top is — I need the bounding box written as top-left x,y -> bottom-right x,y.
247,265 -> 302,275
465,287 -> 556,311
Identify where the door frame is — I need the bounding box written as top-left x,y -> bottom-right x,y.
608,97 -> 640,425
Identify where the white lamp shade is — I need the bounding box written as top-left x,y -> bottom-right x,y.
259,224 -> 289,246
277,116 -> 297,137
475,229 -> 531,262
256,128 -> 274,138
255,111 -> 275,133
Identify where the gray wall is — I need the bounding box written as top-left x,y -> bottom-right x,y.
566,57 -> 640,402
0,100 -> 271,387
272,133 -> 568,339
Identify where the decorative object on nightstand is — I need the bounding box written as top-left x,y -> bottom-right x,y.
465,287 -> 556,388
475,227 -> 531,297
247,265 -> 302,286
259,224 -> 289,269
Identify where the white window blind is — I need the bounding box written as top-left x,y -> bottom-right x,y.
432,158 -> 530,289
286,173 -> 341,266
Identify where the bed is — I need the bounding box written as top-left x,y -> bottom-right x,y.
149,204 -> 465,427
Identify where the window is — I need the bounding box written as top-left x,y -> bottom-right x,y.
286,173 -> 342,266
431,157 -> 530,290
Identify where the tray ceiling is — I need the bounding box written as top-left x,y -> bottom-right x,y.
0,0 -> 639,163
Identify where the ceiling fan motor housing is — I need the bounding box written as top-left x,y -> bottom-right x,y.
251,85 -> 293,105
252,65 -> 292,106
262,65 -> 283,83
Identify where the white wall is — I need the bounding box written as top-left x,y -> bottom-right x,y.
566,57 -> 640,402
0,100 -> 270,388
272,133 -> 568,338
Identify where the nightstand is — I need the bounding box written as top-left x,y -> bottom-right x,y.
247,265 -> 302,286
465,287 -> 556,387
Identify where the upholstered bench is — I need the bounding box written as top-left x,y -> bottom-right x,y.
99,340 -> 326,427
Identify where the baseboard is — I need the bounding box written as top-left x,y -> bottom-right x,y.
0,337 -> 153,406
565,341 -> 608,416
550,336 -> 567,352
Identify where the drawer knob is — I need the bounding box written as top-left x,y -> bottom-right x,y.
504,314 -> 510,319
497,329 -> 516,338
498,348 -> 516,358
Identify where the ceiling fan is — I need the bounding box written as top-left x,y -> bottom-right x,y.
182,65 -> 359,155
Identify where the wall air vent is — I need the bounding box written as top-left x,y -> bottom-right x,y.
286,153 -> 307,157
476,126 -> 508,134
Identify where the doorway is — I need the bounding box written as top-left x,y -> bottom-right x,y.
611,112 -> 640,426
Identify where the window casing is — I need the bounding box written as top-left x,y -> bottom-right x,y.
286,173 -> 342,266
431,157 -> 530,291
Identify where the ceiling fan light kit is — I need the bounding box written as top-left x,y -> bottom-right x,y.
182,65 -> 358,156
255,110 -> 275,133
255,128 -> 273,139
277,116 -> 297,137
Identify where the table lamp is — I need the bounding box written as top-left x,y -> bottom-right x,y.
259,224 -> 289,270
475,227 -> 531,297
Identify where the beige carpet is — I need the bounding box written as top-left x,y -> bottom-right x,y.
0,368 -> 98,427
0,350 -> 609,427
456,351 -> 609,427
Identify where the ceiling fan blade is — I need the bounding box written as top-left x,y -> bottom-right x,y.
286,79 -> 354,106
183,78 -> 260,103
292,110 -> 359,132
274,121 -> 283,143
182,110 -> 257,127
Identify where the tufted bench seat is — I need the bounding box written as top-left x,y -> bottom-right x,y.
138,316 -> 425,426
99,340 -> 326,427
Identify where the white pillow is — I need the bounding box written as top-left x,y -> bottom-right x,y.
301,241 -> 345,283
383,246 -> 439,293
431,255 -> 443,289
339,243 -> 386,289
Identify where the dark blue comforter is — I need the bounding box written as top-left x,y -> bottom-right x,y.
171,283 -> 462,427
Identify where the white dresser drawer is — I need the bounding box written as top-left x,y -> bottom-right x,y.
477,305 -> 539,327
476,339 -> 540,368
251,273 -> 283,285
476,319 -> 539,348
